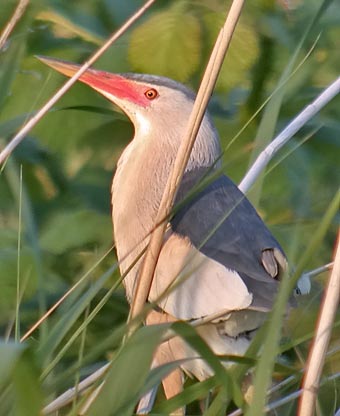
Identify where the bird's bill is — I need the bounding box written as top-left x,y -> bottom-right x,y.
37,56 -> 148,106
37,56 -> 84,79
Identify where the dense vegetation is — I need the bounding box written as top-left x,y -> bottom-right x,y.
0,0 -> 339,415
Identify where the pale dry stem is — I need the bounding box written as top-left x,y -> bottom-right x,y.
239,77 -> 340,193
0,0 -> 156,165
128,0 -> 246,331
0,0 -> 30,50
298,233 -> 340,416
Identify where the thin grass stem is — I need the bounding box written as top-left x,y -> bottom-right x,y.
128,0 -> 246,331
73,304 -> 90,411
298,233 -> 340,416
15,165 -> 23,341
0,0 -> 30,50
20,246 -> 114,342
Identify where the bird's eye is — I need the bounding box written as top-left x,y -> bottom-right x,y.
144,88 -> 158,100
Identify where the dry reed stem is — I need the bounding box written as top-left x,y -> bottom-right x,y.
128,0 -> 246,331
42,363 -> 110,414
0,0 -> 156,165
0,0 -> 30,50
298,232 -> 340,416
239,76 -> 340,193
20,247 -> 114,342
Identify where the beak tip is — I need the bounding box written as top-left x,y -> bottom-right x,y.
36,55 -> 80,78
35,54 -> 56,65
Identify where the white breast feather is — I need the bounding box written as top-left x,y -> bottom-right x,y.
149,233 -> 253,320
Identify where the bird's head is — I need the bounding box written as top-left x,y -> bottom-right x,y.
38,56 -> 220,168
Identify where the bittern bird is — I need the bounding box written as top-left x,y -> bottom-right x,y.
39,56 -> 297,409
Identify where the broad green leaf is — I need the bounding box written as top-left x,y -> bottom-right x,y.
128,1 -> 201,81
0,342 -> 25,384
39,209 -> 111,254
36,5 -> 106,45
2,156 -> 45,334
246,0 -> 335,207
0,228 -> 18,248
0,40 -> 26,109
38,263 -> 116,365
87,324 -> 167,416
0,343 -> 42,416
0,248 -> 38,312
0,0 -> 40,111
203,13 -> 259,92
0,113 -> 40,139
12,348 -> 43,416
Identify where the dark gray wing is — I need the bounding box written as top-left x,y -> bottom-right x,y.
171,168 -> 287,289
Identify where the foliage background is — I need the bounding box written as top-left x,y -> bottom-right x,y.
0,0 -> 339,415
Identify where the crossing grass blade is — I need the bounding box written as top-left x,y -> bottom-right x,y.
245,189 -> 340,416
85,324 -> 167,416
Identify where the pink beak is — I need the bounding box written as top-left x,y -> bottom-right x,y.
37,56 -> 150,107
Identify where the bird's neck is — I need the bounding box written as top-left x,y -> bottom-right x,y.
111,137 -> 175,237
111,138 -> 173,297
111,123 -> 221,292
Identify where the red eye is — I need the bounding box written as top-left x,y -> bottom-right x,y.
144,88 -> 158,100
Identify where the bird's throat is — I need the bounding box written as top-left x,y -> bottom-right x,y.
111,138 -> 173,298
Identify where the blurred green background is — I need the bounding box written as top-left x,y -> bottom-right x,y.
0,0 -> 339,415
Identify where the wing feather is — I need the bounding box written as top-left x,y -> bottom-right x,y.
149,232 -> 253,319
168,169 -> 287,312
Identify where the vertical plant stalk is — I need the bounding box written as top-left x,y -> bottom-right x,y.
298,233 -> 340,416
128,0 -> 246,329
0,0 -> 156,165
0,0 -> 30,50
15,165 -> 23,341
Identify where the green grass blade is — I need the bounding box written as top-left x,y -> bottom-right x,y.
245,189 -> 340,416
0,341 -> 25,385
173,322 -> 243,407
86,324 -> 167,416
154,376 -> 217,414
4,157 -> 47,341
38,264 -> 116,363
12,348 -> 43,416
41,275 -> 122,380
203,389 -> 227,416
